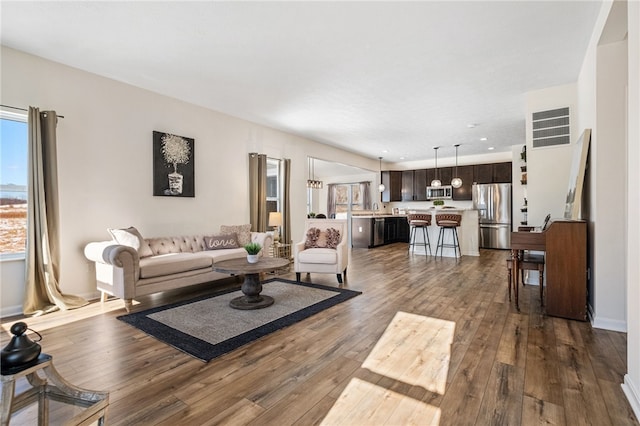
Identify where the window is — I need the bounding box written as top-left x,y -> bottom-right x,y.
0,112 -> 28,257
334,184 -> 363,214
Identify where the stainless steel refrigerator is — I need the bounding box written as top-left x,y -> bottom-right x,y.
472,183 -> 512,249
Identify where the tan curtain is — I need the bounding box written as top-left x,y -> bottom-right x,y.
327,184 -> 337,219
249,153 -> 267,232
23,107 -> 87,315
282,158 -> 291,244
360,181 -> 372,210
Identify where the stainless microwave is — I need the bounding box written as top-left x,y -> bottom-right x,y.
426,185 -> 453,200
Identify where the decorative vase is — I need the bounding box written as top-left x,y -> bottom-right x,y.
247,254 -> 259,264
167,172 -> 183,195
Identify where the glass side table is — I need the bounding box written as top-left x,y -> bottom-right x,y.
1,354 -> 109,425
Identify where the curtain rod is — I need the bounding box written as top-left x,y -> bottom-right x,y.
0,104 -> 65,118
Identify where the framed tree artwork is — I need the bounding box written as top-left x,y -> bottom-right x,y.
153,131 -> 195,197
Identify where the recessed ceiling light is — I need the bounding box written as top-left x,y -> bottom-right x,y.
467,123 -> 477,128
480,137 -> 488,141
488,147 -> 495,150
382,150 -> 388,153
399,156 -> 405,160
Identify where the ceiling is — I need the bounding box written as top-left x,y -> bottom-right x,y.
1,1 -> 602,163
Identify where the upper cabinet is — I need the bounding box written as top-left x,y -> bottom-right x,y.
492,162 -> 512,183
401,170 -> 414,201
413,169 -> 428,201
381,171 -> 402,202
382,161 -> 512,203
474,162 -> 512,184
452,165 -> 475,200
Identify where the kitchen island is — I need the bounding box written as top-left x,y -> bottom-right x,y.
351,209 -> 479,257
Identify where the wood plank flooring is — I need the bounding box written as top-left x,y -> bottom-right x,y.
2,245 -> 638,425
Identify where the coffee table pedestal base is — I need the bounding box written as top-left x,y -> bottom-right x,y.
229,272 -> 274,310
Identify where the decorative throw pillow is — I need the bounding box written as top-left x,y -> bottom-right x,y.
305,227 -> 341,249
325,227 -> 341,249
220,224 -> 251,246
304,227 -> 321,249
204,234 -> 239,250
108,226 -> 154,258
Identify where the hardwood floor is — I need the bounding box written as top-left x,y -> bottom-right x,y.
2,246 -> 638,425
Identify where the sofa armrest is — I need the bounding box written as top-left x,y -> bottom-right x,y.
84,241 -> 140,302
84,241 -> 139,267
250,232 -> 273,257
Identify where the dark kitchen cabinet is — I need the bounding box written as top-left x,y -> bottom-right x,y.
427,167 -> 452,185
493,162 -> 512,183
438,167 -> 453,185
381,171 -> 402,202
401,170 -> 414,201
452,165 -> 475,200
383,216 -> 410,244
474,164 -> 494,184
474,162 -> 512,184
413,169 -> 428,201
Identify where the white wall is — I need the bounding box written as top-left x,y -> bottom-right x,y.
525,83 -> 579,227
624,0 -> 640,419
0,46 -> 380,316
592,39 -> 628,331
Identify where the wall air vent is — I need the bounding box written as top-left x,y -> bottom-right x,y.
532,107 -> 570,148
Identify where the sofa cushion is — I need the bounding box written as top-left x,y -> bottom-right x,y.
298,248 -> 338,264
200,247 -> 248,263
220,224 -> 251,246
139,253 -> 212,279
108,226 -> 154,258
204,234 -> 239,250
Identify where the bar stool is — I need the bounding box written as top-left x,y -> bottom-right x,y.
407,213 -> 432,256
435,213 -> 462,258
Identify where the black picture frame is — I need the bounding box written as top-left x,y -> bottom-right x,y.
153,131 -> 195,197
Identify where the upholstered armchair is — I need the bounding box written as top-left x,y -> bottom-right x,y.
294,219 -> 348,283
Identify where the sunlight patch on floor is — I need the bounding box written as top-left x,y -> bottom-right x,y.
363,311 -> 455,394
321,377 -> 441,425
0,297 -> 130,334
321,311 -> 455,425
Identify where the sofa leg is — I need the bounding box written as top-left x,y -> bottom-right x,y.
337,274 -> 343,284
296,273 -> 301,282
124,299 -> 133,312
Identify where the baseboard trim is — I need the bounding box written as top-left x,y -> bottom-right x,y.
623,375 -> 640,422
591,314 -> 628,332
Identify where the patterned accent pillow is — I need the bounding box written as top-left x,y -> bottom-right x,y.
325,227 -> 341,249
108,226 -> 154,258
305,227 -> 341,249
304,227 -> 321,249
204,234 -> 239,250
220,224 -> 251,246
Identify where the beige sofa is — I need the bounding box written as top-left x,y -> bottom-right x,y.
84,225 -> 272,311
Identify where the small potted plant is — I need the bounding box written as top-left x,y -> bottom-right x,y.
244,242 -> 262,263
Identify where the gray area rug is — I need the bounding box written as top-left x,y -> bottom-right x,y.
117,278 -> 361,362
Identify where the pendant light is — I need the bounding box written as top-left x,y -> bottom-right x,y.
430,147 -> 441,187
378,157 -> 385,192
451,144 -> 463,188
307,157 -> 323,189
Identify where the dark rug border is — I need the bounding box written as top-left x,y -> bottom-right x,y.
116,278 -> 361,362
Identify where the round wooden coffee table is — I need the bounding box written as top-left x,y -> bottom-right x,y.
214,257 -> 289,310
